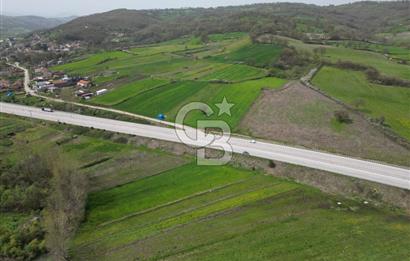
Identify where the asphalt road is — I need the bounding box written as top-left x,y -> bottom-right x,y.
1,102 -> 409,190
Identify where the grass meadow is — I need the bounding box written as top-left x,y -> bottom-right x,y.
313,66 -> 410,140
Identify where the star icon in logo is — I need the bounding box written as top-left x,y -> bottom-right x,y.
215,97 -> 234,116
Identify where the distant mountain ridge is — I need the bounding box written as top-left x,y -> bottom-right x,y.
1,15 -> 76,38
41,1 -> 410,47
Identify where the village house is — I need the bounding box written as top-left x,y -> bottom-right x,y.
77,80 -> 91,88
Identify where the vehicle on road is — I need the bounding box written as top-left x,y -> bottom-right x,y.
250,139 -> 256,144
41,107 -> 54,112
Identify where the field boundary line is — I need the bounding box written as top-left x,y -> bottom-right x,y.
155,189 -> 304,260
100,80 -> 172,106
96,178 -> 254,228
86,184 -> 298,259
75,179 -> 278,251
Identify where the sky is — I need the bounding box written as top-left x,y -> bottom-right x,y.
1,0 -> 382,17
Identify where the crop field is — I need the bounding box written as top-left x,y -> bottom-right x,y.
212,43 -> 283,67
313,66 -> 410,140
199,63 -> 266,82
98,77 -> 286,128
113,80 -> 209,118
71,163 -> 410,260
91,78 -> 169,106
182,77 -> 287,129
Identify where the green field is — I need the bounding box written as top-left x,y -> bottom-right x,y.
323,46 -> 410,81
182,77 -> 287,128
100,77 -> 286,128
313,66 -> 410,140
199,63 -> 266,82
113,81 -> 209,118
91,78 -> 169,106
326,40 -> 410,62
212,43 -> 283,67
71,163 -> 410,260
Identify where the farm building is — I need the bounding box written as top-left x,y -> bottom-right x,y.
96,89 -> 108,96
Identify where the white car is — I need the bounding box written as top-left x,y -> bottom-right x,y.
41,107 -> 54,112
250,139 -> 256,144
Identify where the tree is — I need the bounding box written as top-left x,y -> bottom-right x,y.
44,155 -> 88,261
268,160 -> 276,168
200,32 -> 209,43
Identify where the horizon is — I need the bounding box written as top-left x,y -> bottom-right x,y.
1,0 -> 391,18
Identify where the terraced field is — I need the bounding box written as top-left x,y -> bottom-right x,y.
71,163 -> 410,261
313,66 -> 410,140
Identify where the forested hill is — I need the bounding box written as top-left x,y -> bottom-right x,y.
1,15 -> 75,38
44,1 -> 410,46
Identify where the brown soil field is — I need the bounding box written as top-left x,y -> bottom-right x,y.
238,82 -> 410,167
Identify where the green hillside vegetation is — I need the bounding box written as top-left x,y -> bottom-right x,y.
1,15 -> 74,38
52,35 -> 267,85
312,66 -> 410,140
48,2 -> 410,47
53,34 -> 281,128
71,164 -> 410,260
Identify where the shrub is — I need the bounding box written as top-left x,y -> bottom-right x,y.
114,136 -> 128,144
268,160 -> 276,168
334,111 -> 352,124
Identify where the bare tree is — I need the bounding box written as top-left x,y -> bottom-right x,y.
44,154 -> 88,261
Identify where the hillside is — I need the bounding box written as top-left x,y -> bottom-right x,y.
45,1 -> 410,46
1,15 -> 75,38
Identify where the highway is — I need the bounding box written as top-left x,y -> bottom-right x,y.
1,102 -> 409,190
